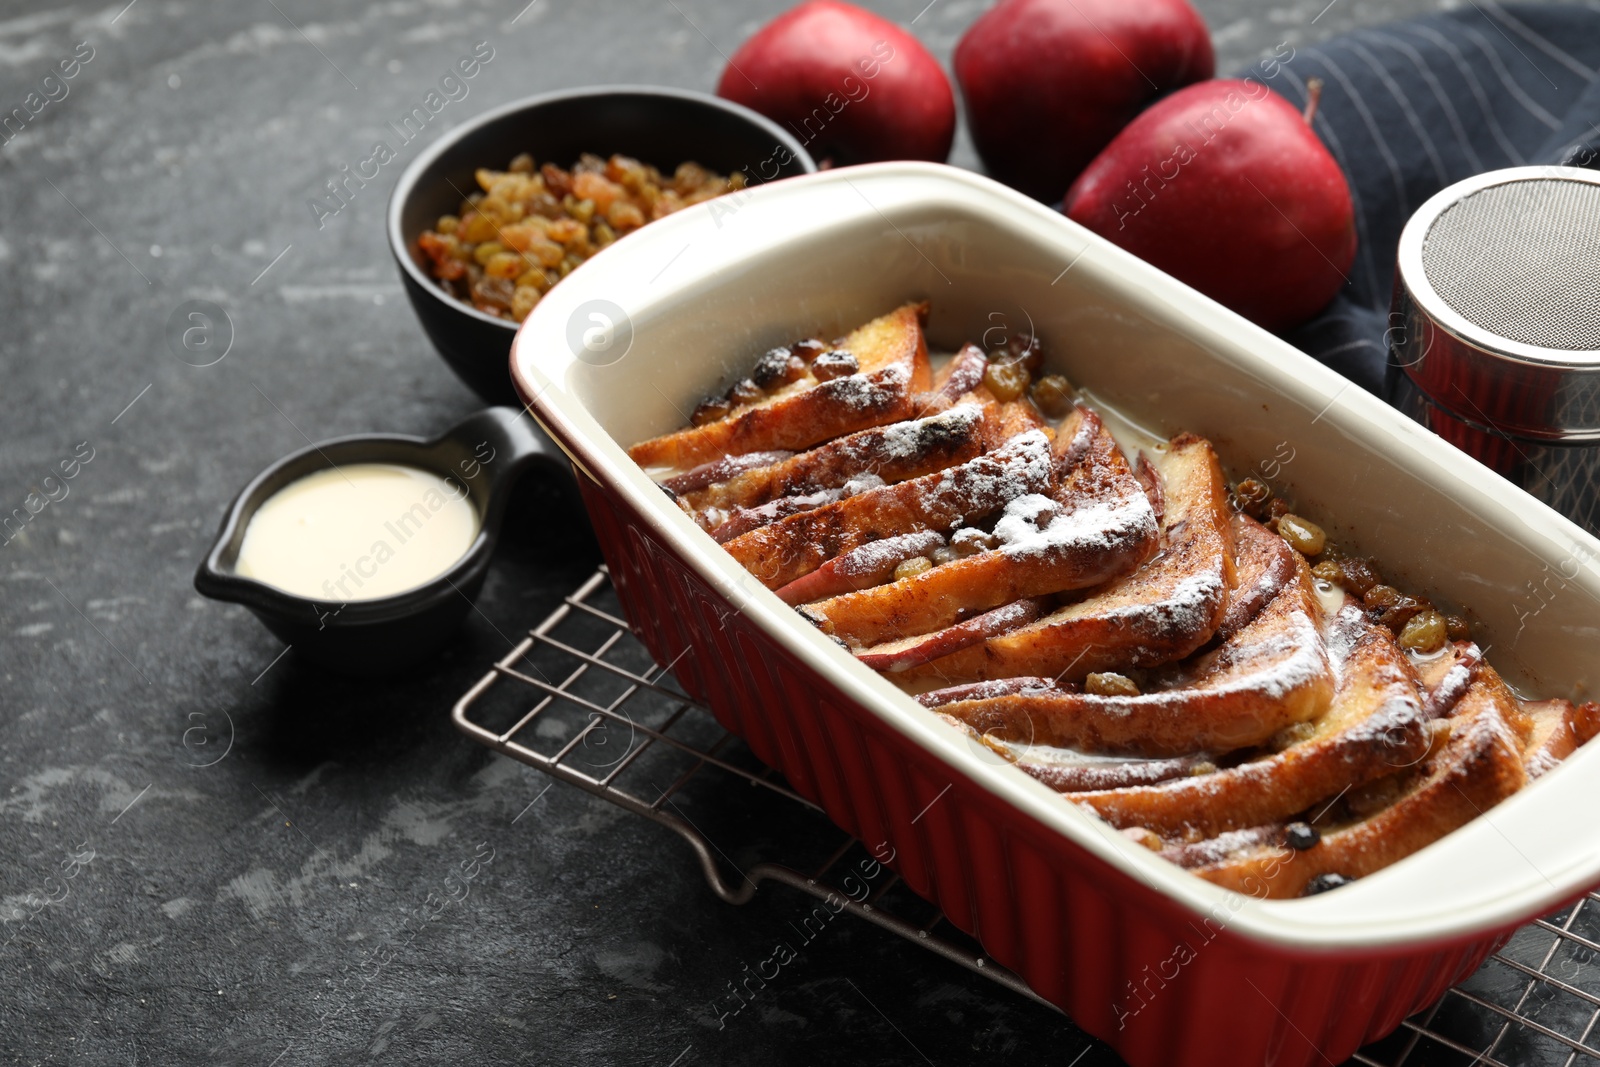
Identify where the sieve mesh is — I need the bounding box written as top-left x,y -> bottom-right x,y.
1421,178 -> 1600,351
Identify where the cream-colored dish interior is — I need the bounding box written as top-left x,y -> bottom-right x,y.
513,162 -> 1600,950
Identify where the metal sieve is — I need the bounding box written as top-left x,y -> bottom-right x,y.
1387,166 -> 1600,532
1421,177 -> 1600,352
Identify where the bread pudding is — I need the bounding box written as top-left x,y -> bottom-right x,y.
629,303 -> 1599,899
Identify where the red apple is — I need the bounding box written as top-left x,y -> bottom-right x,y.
955,0 -> 1213,200
716,0 -> 955,164
1063,79 -> 1357,332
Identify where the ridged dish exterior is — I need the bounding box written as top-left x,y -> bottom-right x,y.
505,163 -> 1600,1066
575,472 -> 1516,1067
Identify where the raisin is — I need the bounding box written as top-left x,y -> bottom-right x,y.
1301,873 -> 1353,896
894,557 -> 933,581
750,346 -> 794,389
1378,599 -> 1425,632
1398,610 -> 1448,653
812,350 -> 859,381
1233,478 -> 1272,520
1364,584 -> 1402,609
1311,561 -> 1344,584
992,334 -> 1044,375
1031,374 -> 1075,419
1285,822 -> 1321,850
792,338 -> 828,362
983,359 -> 1031,402
727,379 -> 764,405
1086,672 -> 1140,697
1278,514 -> 1326,556
1337,558 -> 1381,597
690,396 -> 732,427
951,528 -> 999,557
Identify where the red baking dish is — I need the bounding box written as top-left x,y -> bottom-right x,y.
508,162 -> 1600,1066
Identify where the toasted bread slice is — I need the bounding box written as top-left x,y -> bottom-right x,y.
774,531 -> 945,606
909,344 -> 990,418
1519,697 -> 1600,778
1020,753 -> 1211,792
803,408 -> 1159,647
976,391 -> 1052,449
679,402 -> 988,515
703,395 -> 1046,550
1414,640 -> 1482,719
724,429 -> 1055,590
1212,514 -> 1298,642
1177,671 -> 1528,898
1069,607 -> 1430,835
661,451 -> 794,497
915,677 -> 1059,705
708,489 -> 843,542
927,554 -> 1334,757
855,598 -> 1052,672
938,714 -> 1209,791
883,433 -> 1237,688
931,343 -> 989,402
628,302 -> 932,471
1521,700 -> 1580,777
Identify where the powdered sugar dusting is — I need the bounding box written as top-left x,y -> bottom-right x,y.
1074,588 -> 1330,724
924,430 -> 1052,513
710,489 -> 843,542
830,530 -> 943,580
1196,608 -> 1328,702
822,364 -> 909,411
919,677 -> 1060,707
992,493 -> 1159,562
842,472 -> 887,495
861,403 -> 983,461
1101,570 -> 1228,635
1157,825 -> 1280,867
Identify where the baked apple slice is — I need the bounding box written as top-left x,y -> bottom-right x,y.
927,343 -> 989,404
854,598 -> 1052,672
879,433 -> 1238,686
628,302 -> 932,471
1212,513 -> 1298,642
679,402 -> 989,516
926,554 -> 1334,757
1068,606 -> 1431,836
1518,697 -> 1600,777
661,451 -> 794,496
1019,753 -> 1210,792
708,489 -> 845,542
1414,640 -> 1482,719
723,428 -> 1055,590
774,531 -> 947,606
1172,671 -> 1529,898
801,407 -> 1160,647
939,714 -> 1212,790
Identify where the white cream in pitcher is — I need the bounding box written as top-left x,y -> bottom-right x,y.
235,463 -> 478,600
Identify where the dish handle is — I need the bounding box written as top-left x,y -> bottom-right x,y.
444,405 -> 576,516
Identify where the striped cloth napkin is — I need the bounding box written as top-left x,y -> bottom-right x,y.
1254,3 -> 1600,394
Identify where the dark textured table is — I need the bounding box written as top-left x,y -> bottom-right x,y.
0,1 -> 1519,1064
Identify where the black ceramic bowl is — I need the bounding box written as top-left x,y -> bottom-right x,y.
194,408 -> 569,676
388,85 -> 818,405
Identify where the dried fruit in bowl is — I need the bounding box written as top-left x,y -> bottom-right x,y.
417,152 -> 746,323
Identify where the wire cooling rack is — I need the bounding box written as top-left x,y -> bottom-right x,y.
452,567 -> 1600,1067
